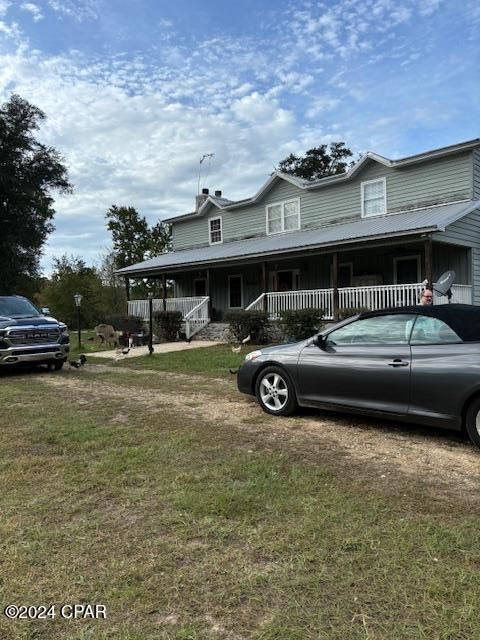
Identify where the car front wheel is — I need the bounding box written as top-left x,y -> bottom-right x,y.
465,397 -> 480,448
255,366 -> 297,416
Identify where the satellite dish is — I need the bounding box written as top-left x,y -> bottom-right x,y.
433,270 -> 456,302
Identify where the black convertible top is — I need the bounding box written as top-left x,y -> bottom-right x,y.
360,304 -> 480,342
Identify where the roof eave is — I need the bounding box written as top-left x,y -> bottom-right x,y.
116,226 -> 439,277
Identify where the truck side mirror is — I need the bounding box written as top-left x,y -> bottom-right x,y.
41,307 -> 50,315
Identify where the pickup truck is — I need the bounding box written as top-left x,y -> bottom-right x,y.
0,295 -> 69,370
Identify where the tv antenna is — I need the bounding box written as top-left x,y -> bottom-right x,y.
197,153 -> 215,194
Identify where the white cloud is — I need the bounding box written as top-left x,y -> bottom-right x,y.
47,0 -> 98,22
20,2 -> 43,21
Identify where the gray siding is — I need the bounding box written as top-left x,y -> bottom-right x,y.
172,151 -> 474,251
434,207 -> 480,304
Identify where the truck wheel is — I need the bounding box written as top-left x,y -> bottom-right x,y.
48,360 -> 65,371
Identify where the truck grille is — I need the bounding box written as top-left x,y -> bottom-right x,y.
7,329 -> 60,346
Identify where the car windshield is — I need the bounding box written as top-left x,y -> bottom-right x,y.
0,297 -> 40,319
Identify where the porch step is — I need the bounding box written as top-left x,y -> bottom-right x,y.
194,322 -> 229,342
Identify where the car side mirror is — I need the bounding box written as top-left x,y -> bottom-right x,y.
313,334 -> 326,349
41,307 -> 50,315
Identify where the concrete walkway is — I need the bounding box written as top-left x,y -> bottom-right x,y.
89,340 -> 223,359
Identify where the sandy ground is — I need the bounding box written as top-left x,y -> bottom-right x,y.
43,364 -> 480,506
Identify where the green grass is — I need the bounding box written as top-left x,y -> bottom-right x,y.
111,343 -> 260,377
0,362 -> 479,639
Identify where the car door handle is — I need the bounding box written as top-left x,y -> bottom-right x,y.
387,359 -> 409,367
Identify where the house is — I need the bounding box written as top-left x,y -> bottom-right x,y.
117,138 -> 480,339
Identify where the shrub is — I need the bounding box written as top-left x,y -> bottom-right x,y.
281,308 -> 324,341
224,310 -> 270,344
336,307 -> 370,321
153,310 -> 182,342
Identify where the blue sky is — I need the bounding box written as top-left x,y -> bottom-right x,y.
0,0 -> 478,273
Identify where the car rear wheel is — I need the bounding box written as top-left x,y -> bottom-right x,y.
255,366 -> 297,416
465,397 -> 480,448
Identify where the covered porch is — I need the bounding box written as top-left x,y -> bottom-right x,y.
126,235 -> 473,336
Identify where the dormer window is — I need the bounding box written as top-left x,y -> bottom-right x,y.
361,177 -> 387,217
266,198 -> 300,235
209,216 -> 222,245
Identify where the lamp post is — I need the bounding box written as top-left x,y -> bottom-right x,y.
147,292 -> 154,355
74,293 -> 83,348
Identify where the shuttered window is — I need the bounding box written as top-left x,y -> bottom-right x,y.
361,178 -> 386,217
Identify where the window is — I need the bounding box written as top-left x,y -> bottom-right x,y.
361,177 -> 386,217
410,316 -> 462,344
228,275 -> 243,308
209,216 -> 222,244
266,198 -> 300,234
393,255 -> 421,284
326,314 -> 417,346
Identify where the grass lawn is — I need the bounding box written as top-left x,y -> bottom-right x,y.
0,346 -> 479,639
110,343 -> 260,378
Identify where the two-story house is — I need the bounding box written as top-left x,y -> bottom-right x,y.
118,138 -> 480,339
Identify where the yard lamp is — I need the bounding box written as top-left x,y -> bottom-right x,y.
148,292 -> 154,355
74,293 -> 83,348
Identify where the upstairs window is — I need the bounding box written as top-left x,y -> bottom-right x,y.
208,216 -> 222,244
361,177 -> 386,217
266,198 -> 300,235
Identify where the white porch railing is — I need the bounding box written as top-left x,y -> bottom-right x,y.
246,288 -> 334,319
184,297 -> 210,340
128,296 -> 207,321
338,283 -> 423,311
246,283 -> 473,320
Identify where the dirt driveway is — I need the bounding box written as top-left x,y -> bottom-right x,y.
42,363 -> 480,506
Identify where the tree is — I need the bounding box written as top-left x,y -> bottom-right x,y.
0,94 -> 72,294
277,141 -> 353,181
42,255 -> 106,327
106,205 -> 171,297
106,205 -> 172,268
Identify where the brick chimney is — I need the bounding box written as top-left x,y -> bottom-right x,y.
195,188 -> 209,211
215,190 -> 222,197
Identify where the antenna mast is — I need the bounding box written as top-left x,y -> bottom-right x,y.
197,153 -> 215,194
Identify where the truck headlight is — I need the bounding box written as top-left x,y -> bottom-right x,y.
245,350 -> 262,362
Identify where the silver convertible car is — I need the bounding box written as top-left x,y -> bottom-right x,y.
237,304 -> 480,448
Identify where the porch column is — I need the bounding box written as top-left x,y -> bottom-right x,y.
261,261 -> 268,312
162,273 -> 167,311
332,252 -> 339,320
424,236 -> 433,289
206,268 -> 212,318
124,277 -> 130,302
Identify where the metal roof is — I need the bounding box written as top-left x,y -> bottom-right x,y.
117,199 -> 480,276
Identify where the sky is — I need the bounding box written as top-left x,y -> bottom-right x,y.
0,0 -> 479,274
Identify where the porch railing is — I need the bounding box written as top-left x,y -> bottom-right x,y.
246,288 -> 334,319
338,283 -> 422,311
246,283 -> 473,320
128,296 -> 207,321
184,297 -> 210,340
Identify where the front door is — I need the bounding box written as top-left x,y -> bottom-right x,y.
297,314 -> 416,414
269,270 -> 300,292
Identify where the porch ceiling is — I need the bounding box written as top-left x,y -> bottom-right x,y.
117,199 -> 480,277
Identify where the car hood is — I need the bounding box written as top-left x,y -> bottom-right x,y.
0,315 -> 61,329
256,338 -> 312,356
